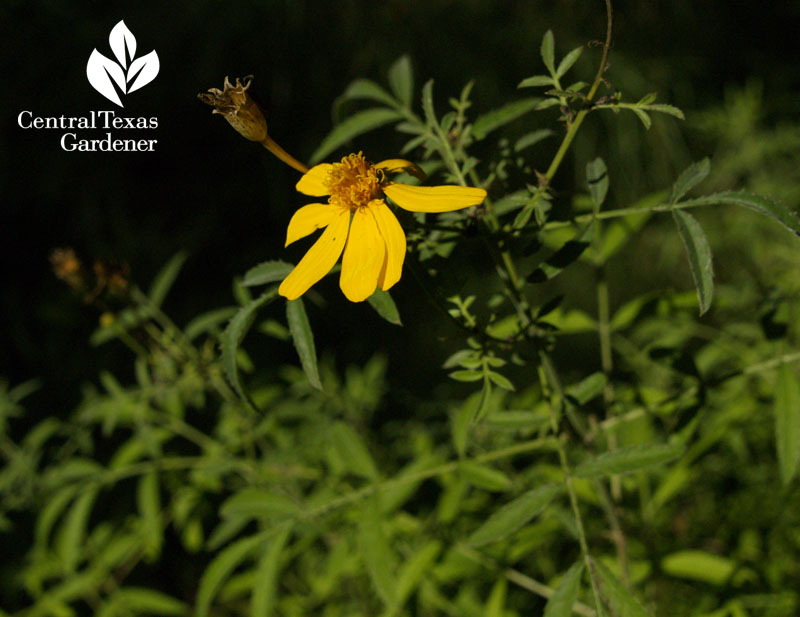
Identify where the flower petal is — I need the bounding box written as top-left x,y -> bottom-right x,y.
339,206 -> 386,302
296,163 -> 332,196
369,200 -> 406,291
285,203 -> 338,247
375,159 -> 427,182
278,209 -> 350,300
383,182 -> 487,213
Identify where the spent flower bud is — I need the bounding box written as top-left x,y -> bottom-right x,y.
198,76 -> 268,142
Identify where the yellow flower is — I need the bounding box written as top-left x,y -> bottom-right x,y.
278,152 -> 487,302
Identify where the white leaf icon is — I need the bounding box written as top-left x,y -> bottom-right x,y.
109,20 -> 136,69
86,49 -> 126,107
127,50 -> 160,93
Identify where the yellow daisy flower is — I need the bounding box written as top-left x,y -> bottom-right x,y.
278,152 -> 487,302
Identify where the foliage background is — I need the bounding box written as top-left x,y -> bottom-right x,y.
2,1 -> 800,616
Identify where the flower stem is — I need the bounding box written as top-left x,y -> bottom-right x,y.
261,135 -> 309,173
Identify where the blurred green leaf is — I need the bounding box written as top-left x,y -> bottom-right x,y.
661,550 -> 736,586
311,108 -> 403,164
460,461 -> 513,492
776,363 -> 800,484
388,55 -> 414,107
184,307 -> 238,340
148,251 -> 188,309
541,30 -> 556,75
574,443 -> 684,478
220,489 -> 299,519
367,287 -> 402,325
286,298 -> 322,390
670,158 -> 710,204
673,210 -> 714,315
586,157 -> 609,211
251,525 -> 292,617
137,471 -> 162,561
517,74 -> 555,89
565,372 -> 607,405
468,483 -> 560,546
392,541 -> 442,613
515,128 -> 554,151
196,533 -> 266,617
543,561 -> 584,617
115,588 -> 189,616
343,78 -> 398,107
331,421 -> 379,480
359,498 -> 397,608
707,191 -> 800,237
56,487 -> 99,572
422,79 -> 437,127
242,260 -> 294,287
594,559 -> 653,617
472,98 -> 544,140
556,46 -> 583,79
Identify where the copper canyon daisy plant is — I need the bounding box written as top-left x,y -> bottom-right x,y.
278,152 -> 487,302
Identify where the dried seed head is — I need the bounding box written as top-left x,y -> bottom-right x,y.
198,76 -> 268,142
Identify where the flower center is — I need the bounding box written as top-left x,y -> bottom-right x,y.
326,152 -> 385,210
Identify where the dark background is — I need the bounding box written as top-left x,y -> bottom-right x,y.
2,0 -> 799,411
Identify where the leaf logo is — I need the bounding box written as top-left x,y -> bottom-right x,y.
86,21 -> 159,107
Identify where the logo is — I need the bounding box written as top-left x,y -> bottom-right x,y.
86,20 -> 159,107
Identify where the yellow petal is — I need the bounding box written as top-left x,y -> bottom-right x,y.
285,203 -> 337,247
295,163 -> 332,196
375,159 -> 427,182
370,200 -> 406,291
339,206 -> 386,302
383,182 -> 487,213
278,209 -> 350,300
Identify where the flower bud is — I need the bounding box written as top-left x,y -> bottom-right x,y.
198,76 -> 268,143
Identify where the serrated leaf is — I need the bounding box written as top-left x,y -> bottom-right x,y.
517,75 -> 555,89
286,298 -> 322,390
632,107 -> 652,129
670,158 -> 710,204
220,489 -> 299,519
221,288 -> 278,404
472,98 -> 544,140
359,498 -> 397,607
331,421 -> 379,480
468,483 -> 560,546
541,30 -> 556,75
388,55 -> 414,107
707,191 -> 800,237
574,443 -> 684,478
311,108 -> 403,164
251,525 -> 292,617
594,559 -> 653,617
566,372 -> 607,405
343,79 -> 398,107
421,80 -> 437,127
544,561 -> 584,617
556,46 -> 583,79
461,462 -> 513,491
367,287 -> 402,325
776,363 -> 800,484
116,588 -> 188,616
673,210 -> 714,315
242,260 -> 294,286
148,251 -> 188,309
661,550 -> 735,586
586,157 -> 609,211
643,103 -> 685,119
196,533 -> 265,617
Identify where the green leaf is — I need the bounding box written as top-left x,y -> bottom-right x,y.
331,421 -> 379,480
594,559 -> 653,617
632,107 -> 652,129
574,443 -> 684,478
148,251 -> 188,309
474,379 -> 493,422
242,260 -> 294,287
487,371 -> 515,391
311,108 -> 403,164
468,483 -> 560,546
544,561 -> 584,617
670,158 -> 710,204
586,157 -> 609,211
251,525 -> 292,617
220,489 -> 299,519
367,288 -> 402,325
421,80 -> 437,128
56,487 -> 99,572
388,55 -> 414,107
472,98 -> 544,140
485,579 -> 507,617
221,288 -> 278,404
286,298 -> 322,390
541,30 -> 556,75
673,210 -> 714,315
517,74 -> 554,89
184,307 -> 238,340
706,191 -> 800,237
776,363 -> 800,484
565,372 -> 607,405
661,550 -> 736,586
343,79 -> 398,107
196,533 -> 265,617
642,103 -> 685,120
451,401 -> 473,458
449,370 -> 484,383
556,46 -> 583,79
115,588 -> 189,616
137,471 -> 162,560
515,129 -> 554,151
359,498 -> 397,607
460,461 -> 513,492
393,541 -> 442,610
35,486 -> 79,550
